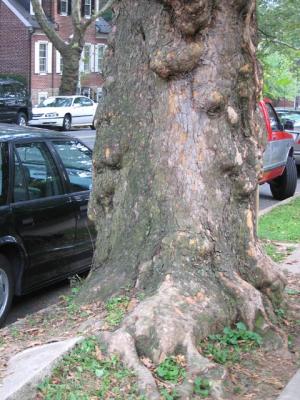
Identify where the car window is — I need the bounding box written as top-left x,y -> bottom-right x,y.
52,141 -> 92,192
0,143 -> 9,205
80,97 -> 93,106
266,103 -> 281,130
13,142 -> 63,202
1,84 -> 15,99
38,97 -> 72,108
73,97 -> 81,106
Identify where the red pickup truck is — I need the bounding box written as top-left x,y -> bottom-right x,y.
259,99 -> 297,200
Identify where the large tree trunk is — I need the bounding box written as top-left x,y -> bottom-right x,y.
86,0 -> 286,397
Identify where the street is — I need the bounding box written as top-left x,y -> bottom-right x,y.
3,128 -> 300,326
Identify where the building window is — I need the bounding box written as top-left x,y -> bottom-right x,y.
35,41 -> 52,74
97,45 -> 106,73
84,0 -> 92,17
60,0 -> 68,15
39,43 -> 48,73
83,45 -> 91,72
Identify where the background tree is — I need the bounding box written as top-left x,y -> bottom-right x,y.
258,0 -> 300,100
83,0 -> 287,397
31,0 -> 114,95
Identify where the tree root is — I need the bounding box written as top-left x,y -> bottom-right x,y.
98,269 -> 285,398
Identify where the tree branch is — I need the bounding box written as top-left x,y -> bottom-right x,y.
259,28 -> 300,51
31,0 -> 66,53
83,0 -> 115,30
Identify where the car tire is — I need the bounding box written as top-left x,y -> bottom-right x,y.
17,112 -> 27,127
62,115 -> 72,131
0,255 -> 14,327
270,156 -> 297,200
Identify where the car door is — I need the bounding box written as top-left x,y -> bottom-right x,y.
10,140 -> 77,292
79,97 -> 95,125
71,97 -> 85,126
0,83 -> 15,122
51,139 -> 95,269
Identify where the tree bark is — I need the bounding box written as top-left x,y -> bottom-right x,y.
86,0 -> 286,397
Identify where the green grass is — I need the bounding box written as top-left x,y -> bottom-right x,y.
258,198 -> 300,242
37,337 -> 143,400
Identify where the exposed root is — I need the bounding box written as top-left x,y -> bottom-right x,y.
104,330 -> 160,399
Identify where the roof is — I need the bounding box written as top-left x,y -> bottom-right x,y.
0,124 -> 71,142
96,17 -> 111,34
2,0 -> 39,28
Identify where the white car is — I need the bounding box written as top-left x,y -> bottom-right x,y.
28,95 -> 98,130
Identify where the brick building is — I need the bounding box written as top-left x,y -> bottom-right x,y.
0,0 -> 110,104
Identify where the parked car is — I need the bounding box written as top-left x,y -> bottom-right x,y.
259,100 -> 297,200
0,79 -> 32,126
28,95 -> 98,131
0,123 -> 95,326
275,108 -> 300,166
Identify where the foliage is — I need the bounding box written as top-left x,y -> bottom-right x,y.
60,275 -> 85,316
258,198 -> 300,242
193,377 -> 212,398
200,322 -> 262,364
155,357 -> 186,383
0,74 -> 27,85
257,0 -> 300,100
160,388 -> 180,400
262,241 -> 294,263
37,337 -> 142,399
105,296 -> 130,327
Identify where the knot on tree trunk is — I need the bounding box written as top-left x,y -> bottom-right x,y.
161,0 -> 213,35
150,42 -> 204,79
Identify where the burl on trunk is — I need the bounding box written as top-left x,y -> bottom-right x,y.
85,1 -> 286,398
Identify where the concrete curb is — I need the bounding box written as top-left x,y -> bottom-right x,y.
259,193 -> 300,216
0,337 -> 83,400
277,370 -> 300,400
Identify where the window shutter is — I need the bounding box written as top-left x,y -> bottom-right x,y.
68,0 -> 72,15
94,45 -> 99,72
56,50 -> 61,73
81,0 -> 85,17
91,45 -> 95,72
57,0 -> 60,14
47,42 -> 52,73
91,0 -> 95,14
34,41 -> 40,74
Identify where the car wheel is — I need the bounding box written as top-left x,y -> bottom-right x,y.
17,112 -> 27,126
270,156 -> 297,200
90,120 -> 96,130
62,115 -> 72,131
0,255 -> 14,327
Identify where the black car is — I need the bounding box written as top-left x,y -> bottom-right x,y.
0,124 -> 95,325
0,79 -> 32,126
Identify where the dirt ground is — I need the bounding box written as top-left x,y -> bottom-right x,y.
0,269 -> 299,400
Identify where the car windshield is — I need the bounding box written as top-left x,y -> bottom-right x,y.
38,97 -> 72,108
277,111 -> 300,123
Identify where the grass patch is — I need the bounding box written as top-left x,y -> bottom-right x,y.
200,322 -> 262,365
37,337 -> 143,400
258,198 -> 300,242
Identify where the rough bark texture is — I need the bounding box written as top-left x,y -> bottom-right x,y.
86,0 -> 286,397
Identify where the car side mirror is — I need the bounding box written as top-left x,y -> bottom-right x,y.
284,120 -> 294,130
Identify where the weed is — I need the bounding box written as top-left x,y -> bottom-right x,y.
38,337 -> 142,399
60,275 -> 85,316
105,296 -> 130,327
160,388 -> 180,400
285,288 -> 300,295
193,377 -> 212,397
155,357 -> 185,383
275,308 -> 286,319
200,322 -> 262,364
